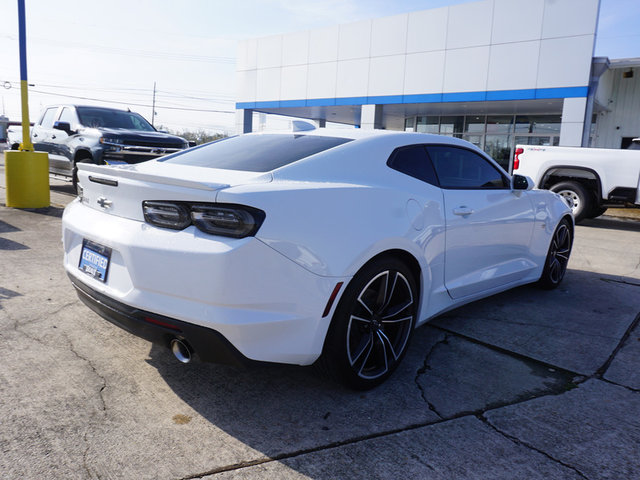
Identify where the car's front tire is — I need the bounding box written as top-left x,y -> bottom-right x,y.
318,257 -> 418,390
538,218 -> 572,290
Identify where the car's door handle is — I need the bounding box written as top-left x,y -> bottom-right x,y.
51,135 -> 56,139
453,206 -> 474,216
33,133 -> 38,138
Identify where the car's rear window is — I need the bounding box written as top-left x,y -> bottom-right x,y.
160,134 -> 353,172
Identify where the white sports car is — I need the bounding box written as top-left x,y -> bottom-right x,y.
62,127 -> 573,389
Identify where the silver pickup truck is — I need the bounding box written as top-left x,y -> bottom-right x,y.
30,105 -> 189,192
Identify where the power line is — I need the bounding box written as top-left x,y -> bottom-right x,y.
29,89 -> 235,114
1,79 -> 235,101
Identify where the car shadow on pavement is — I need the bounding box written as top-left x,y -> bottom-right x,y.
582,216 -> 640,232
13,206 -> 65,218
138,266 -> 640,477
0,287 -> 22,309
50,183 -> 76,196
0,220 -> 21,233
0,237 -> 29,250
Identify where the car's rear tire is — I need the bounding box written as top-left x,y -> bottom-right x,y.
550,181 -> 592,222
317,257 -> 418,390
538,218 -> 572,290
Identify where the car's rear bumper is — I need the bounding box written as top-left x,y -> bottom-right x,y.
62,199 -> 349,365
70,274 -> 250,366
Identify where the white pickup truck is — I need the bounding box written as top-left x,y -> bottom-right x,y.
513,140 -> 640,222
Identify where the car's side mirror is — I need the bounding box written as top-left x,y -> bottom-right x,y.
512,174 -> 534,191
53,121 -> 75,135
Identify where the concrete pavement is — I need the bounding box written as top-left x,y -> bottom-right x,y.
1,154 -> 639,479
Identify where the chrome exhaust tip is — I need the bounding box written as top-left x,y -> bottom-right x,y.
170,339 -> 193,364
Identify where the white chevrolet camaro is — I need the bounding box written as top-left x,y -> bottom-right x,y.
62,127 -> 573,389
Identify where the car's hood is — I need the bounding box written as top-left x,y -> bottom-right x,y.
85,127 -> 186,145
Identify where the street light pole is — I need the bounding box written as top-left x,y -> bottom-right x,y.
17,0 -> 33,152
5,0 -> 50,208
152,81 -> 156,127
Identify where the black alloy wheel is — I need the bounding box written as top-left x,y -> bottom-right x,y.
538,219 -> 572,289
319,258 -> 417,390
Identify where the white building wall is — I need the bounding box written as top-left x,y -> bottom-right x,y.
594,67 -> 640,148
560,97 -> 589,146
237,0 -> 601,138
238,0 -> 599,106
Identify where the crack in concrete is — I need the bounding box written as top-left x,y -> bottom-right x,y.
64,334 -> 108,413
600,377 -> 640,393
596,312 -> 640,379
439,314 -> 618,342
63,334 -> 108,480
600,277 -> 640,287
413,333 -> 449,419
9,311 -> 50,348
81,431 -> 99,480
431,325 -> 581,378
477,414 -> 590,480
182,330 -> 591,478
8,301 -> 78,330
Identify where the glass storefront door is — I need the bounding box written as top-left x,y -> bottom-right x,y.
406,114 -> 561,173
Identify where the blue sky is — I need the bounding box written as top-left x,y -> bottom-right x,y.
0,0 -> 638,134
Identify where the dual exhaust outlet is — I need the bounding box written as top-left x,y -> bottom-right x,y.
170,338 -> 193,364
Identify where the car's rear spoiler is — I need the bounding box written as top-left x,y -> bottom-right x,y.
77,163 -> 230,192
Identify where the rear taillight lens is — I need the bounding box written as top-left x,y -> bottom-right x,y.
143,202 -> 191,229
191,205 -> 264,238
513,147 -> 524,171
142,201 -> 265,238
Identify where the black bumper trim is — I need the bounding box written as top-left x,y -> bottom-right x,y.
69,274 -> 251,367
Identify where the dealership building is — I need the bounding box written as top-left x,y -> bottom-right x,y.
235,0 -> 640,170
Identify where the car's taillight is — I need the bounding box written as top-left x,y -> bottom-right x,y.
191,205 -> 264,238
513,147 -> 524,171
142,201 -> 191,229
142,201 -> 265,238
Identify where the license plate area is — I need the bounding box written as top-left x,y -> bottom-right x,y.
79,239 -> 112,283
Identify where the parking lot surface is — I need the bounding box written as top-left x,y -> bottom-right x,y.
1,154 -> 639,479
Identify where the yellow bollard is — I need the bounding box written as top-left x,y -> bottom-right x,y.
5,150 -> 50,208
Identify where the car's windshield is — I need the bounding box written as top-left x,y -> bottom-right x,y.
77,107 -> 155,131
160,134 -> 353,172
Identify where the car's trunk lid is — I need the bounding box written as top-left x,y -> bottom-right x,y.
76,162 -> 272,222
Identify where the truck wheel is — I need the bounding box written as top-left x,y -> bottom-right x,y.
550,181 -> 592,222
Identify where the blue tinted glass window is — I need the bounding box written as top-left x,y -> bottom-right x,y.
161,134 -> 352,172
387,145 -> 438,186
426,146 -> 508,189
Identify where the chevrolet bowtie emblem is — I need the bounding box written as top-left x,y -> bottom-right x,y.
97,197 -> 113,208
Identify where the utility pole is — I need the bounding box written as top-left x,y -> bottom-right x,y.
151,81 -> 156,127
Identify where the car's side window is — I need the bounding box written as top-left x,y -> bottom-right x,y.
426,145 -> 509,189
387,145 -> 438,186
59,107 -> 79,127
40,108 -> 58,128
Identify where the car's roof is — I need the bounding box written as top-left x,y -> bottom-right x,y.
43,104 -> 137,113
246,127 -> 457,144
